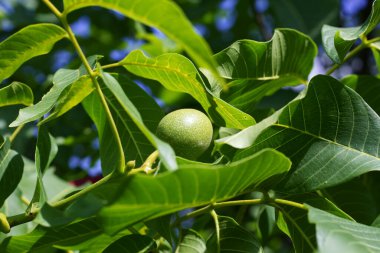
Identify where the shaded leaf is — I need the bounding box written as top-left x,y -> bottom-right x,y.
26,127 -> 58,214
39,76 -> 95,125
103,234 -> 156,253
270,0 -> 339,40
206,216 -> 262,253
100,71 -> 177,171
322,0 -> 380,63
98,148 -> 291,234
326,174 -> 380,225
120,50 -> 254,129
0,23 -> 67,83
342,75 -> 380,116
176,230 -> 206,253
62,0 -> 219,82
308,206 -> 380,253
0,138 -> 24,208
217,75 -> 380,193
0,82 -> 33,107
10,69 -> 80,127
276,193 -> 352,253
145,215 -> 174,246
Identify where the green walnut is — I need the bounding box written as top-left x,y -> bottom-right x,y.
156,109 -> 213,160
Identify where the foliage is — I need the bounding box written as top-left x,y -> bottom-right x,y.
0,0 -> 380,252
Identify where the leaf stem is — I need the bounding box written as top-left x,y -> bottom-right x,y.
6,170 -> 117,230
272,198 -> 308,211
325,43 -> 367,75
41,0 -> 62,18
210,210 -> 220,253
51,172 -> 113,208
102,62 -> 122,70
9,124 -> 24,143
43,0 -> 125,174
173,197 -> 307,226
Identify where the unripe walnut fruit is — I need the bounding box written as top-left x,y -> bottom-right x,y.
156,109 -> 213,160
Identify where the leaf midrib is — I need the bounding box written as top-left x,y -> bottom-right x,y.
275,123 -> 380,161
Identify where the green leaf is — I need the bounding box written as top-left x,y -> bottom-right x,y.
176,230 -> 206,253
206,216 -> 262,253
326,177 -> 380,225
0,218 -> 102,253
62,0 -> 219,81
322,0 -> 380,63
0,138 -> 24,207
145,215 -> 174,246
341,75 -> 380,116
83,73 -> 166,174
270,0 -> 339,40
120,50 -> 254,129
308,206 -> 380,253
0,82 -> 33,107
373,215 -> 380,228
215,29 -> 317,83
10,69 -> 80,127
39,76 -> 95,125
57,230 -> 131,253
276,193 -> 352,253
218,75 -> 380,193
98,148 -> 291,234
26,127 -> 58,214
100,71 -> 177,171
0,23 -> 67,83
371,47 -> 380,73
103,234 -> 156,253
223,77 -> 301,112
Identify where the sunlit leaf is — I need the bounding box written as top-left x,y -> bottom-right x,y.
215,29 -> 316,109
10,69 -> 80,127
98,149 -> 291,234
0,218 -> 102,252
217,75 -> 380,193
206,216 -> 262,253
120,50 -> 254,129
62,0 -> 219,82
215,29 -> 317,83
0,82 -> 33,107
0,23 -> 67,83
322,0 -> 380,63
308,206 -> 380,253
39,76 -> 95,125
